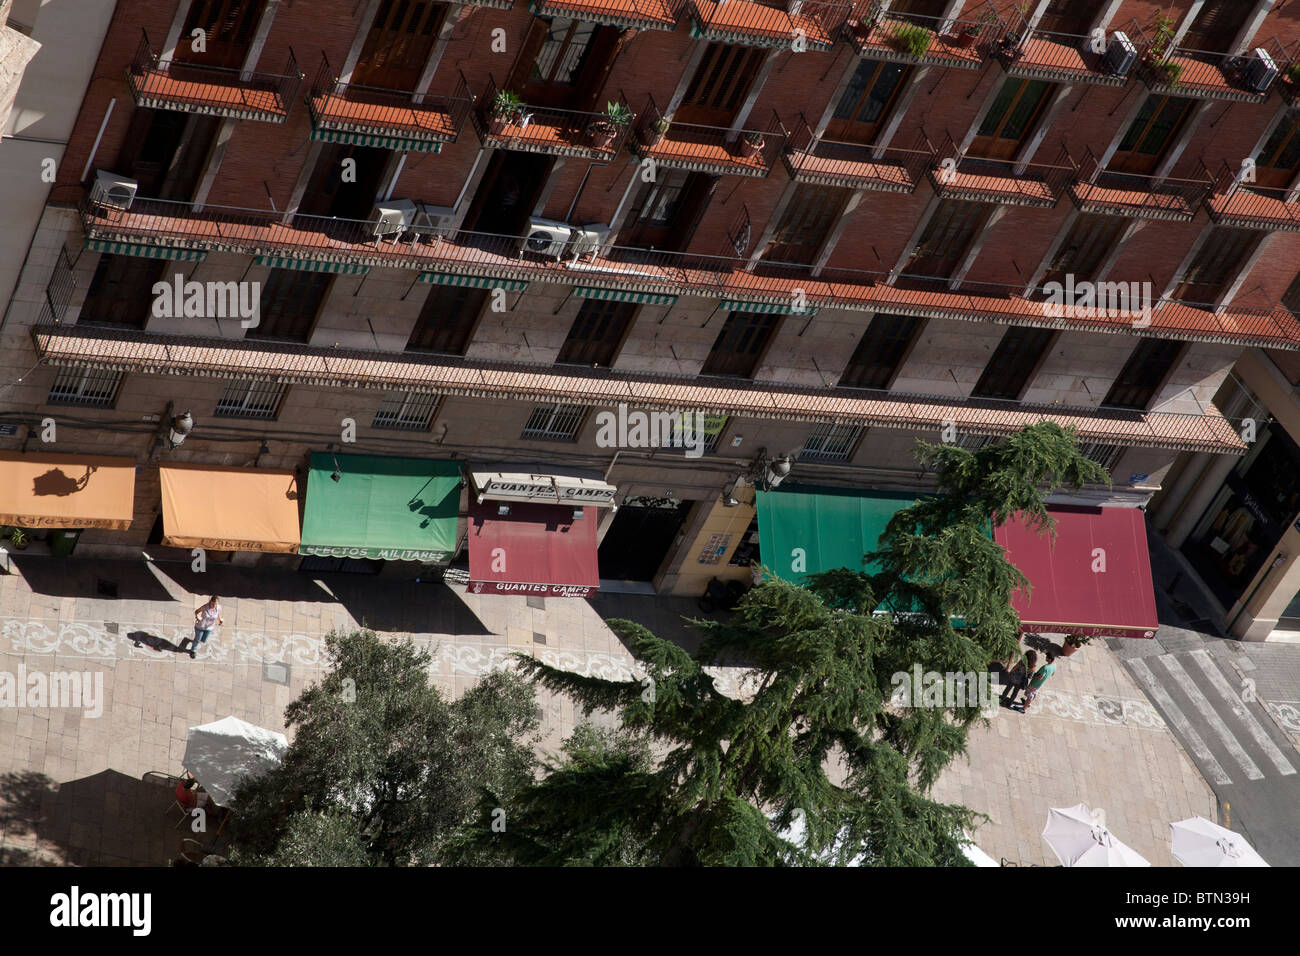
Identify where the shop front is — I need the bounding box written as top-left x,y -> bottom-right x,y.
298,454 -> 461,572
159,464 -> 300,558
0,452 -> 136,557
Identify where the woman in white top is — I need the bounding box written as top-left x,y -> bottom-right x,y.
185,596 -> 224,659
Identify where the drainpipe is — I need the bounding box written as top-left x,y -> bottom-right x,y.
566,161 -> 608,224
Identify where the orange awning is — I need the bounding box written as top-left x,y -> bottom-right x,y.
159,464 -> 300,553
0,452 -> 136,530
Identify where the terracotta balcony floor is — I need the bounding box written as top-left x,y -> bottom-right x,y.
1145,54 -> 1264,102
690,0 -> 835,49
477,116 -> 622,159
1205,189 -> 1300,232
846,21 -> 985,69
129,67 -> 289,120
784,146 -> 917,192
1004,36 -> 1124,85
310,92 -> 458,140
537,0 -> 680,29
639,129 -> 770,176
1069,181 -> 1199,221
930,166 -> 1059,207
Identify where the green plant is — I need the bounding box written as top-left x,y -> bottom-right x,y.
1064,633 -> 1096,649
1286,62 -> 1300,85
894,23 -> 931,57
652,115 -> 671,134
1148,12 -> 1175,59
743,129 -> 765,146
964,9 -> 998,36
9,528 -> 28,548
1154,59 -> 1182,86
492,88 -> 523,119
602,100 -> 633,127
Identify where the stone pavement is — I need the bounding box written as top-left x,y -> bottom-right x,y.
0,554 -> 1225,866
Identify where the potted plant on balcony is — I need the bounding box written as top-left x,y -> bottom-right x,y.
957,10 -> 997,49
490,89 -> 523,136
1286,62 -> 1300,89
646,115 -> 671,149
1150,58 -> 1182,87
590,101 -> 632,150
894,23 -> 931,57
8,528 -> 29,552
740,129 -> 766,160
1059,633 -> 1095,657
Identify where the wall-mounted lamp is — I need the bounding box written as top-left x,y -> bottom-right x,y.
572,507 -> 584,520
497,503 -> 511,516
330,453 -> 343,482
167,410 -> 193,450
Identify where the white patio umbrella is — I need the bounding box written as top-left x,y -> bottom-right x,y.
959,831 -> 999,867
1170,817 -> 1269,867
183,715 -> 288,808
1043,803 -> 1151,867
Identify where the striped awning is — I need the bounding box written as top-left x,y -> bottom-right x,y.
720,299 -> 819,316
418,272 -> 529,292
309,125 -> 443,153
255,256 -> 371,275
86,239 -> 206,262
574,286 -> 677,306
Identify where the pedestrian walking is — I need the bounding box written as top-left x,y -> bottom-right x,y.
1000,649 -> 1037,708
183,596 -> 224,659
1020,652 -> 1057,712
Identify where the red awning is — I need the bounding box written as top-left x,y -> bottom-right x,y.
994,506 -> 1159,639
467,499 -> 600,598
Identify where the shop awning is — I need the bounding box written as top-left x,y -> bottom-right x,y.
574,286 -> 678,307
0,452 -> 136,530
86,239 -> 207,262
298,453 -> 461,562
994,506 -> 1159,639
308,125 -> 443,153
466,499 -> 599,597
255,255 -> 370,275
159,464 -> 300,553
720,299 -> 819,317
418,272 -> 529,292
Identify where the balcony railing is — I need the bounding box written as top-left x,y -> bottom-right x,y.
74,192 -> 1300,351
687,0 -> 851,51
996,8 -> 1127,86
631,96 -> 783,177
782,117 -> 931,193
1069,147 -> 1212,222
1203,161 -> 1300,232
307,54 -> 473,152
28,323 -> 1248,455
928,135 -> 1075,208
534,0 -> 683,31
126,29 -> 301,123
842,0 -> 1003,70
471,77 -> 633,160
1130,20 -> 1280,103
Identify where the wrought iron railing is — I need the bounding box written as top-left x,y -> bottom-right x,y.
472,76 -> 634,159
929,134 -> 1075,208
632,95 -> 784,176
126,28 -> 301,121
844,0 -> 1003,67
687,0 -> 852,49
307,53 -> 474,144
996,7 -> 1123,85
1128,19 -> 1280,99
1071,146 -> 1213,221
782,115 -> 932,192
1202,160 -> 1300,231
534,0 -> 684,30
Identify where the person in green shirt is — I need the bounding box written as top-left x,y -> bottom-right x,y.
1020,652 -> 1057,711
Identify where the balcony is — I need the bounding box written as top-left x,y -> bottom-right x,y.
471,78 -> 633,160
842,0 -> 1003,71
630,97 -> 783,177
782,118 -> 931,193
29,322 -> 1247,455
996,8 -> 1127,87
1203,162 -> 1300,233
1068,148 -> 1212,222
1130,22 -> 1280,104
72,192 -> 1300,351
533,0 -> 683,31
125,29 -> 301,124
687,0 -> 851,51
306,56 -> 473,153
927,136 -> 1074,208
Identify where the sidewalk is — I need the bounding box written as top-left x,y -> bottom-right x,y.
0,554 -> 1217,866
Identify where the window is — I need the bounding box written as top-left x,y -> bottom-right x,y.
248,269 -> 331,342
839,313 -> 922,389
1102,339 -> 1185,410
970,79 -> 1054,160
972,327 -> 1055,400
887,0 -> 947,18
669,414 -> 726,453
1078,442 -> 1122,470
677,43 -> 766,126
1254,113 -> 1300,191
530,18 -> 598,86
214,379 -> 286,419
620,171 -> 715,251
406,285 -> 487,355
700,311 -> 781,378
1036,0 -> 1095,35
801,422 -> 863,461
1043,214 -> 1127,285
955,434 -> 997,451
906,200 -> 987,279
373,391 -> 439,431
521,403 -> 585,440
180,0 -> 260,69
556,299 -> 637,366
1110,96 -> 1194,175
1179,0 -> 1253,54
1172,227 -> 1260,304
47,368 -> 123,408
79,255 -> 164,329
764,185 -> 850,266
352,0 -> 446,90
827,60 -> 909,144
635,170 -> 691,226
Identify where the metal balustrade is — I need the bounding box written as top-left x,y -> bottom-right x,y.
782,116 -> 932,193
1069,147 -> 1213,223
471,77 -> 634,160
631,95 -> 784,177
1128,19 -> 1281,102
996,7 -> 1126,86
843,0 -> 1003,69
928,134 -> 1076,208
1202,160 -> 1300,232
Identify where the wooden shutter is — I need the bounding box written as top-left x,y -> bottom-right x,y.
406,286 -> 488,354
250,270 -> 331,342
972,327 -> 1055,400
1102,339 -> 1185,409
180,0 -> 260,69
352,0 -> 446,90
1036,0 -> 1095,36
839,313 -> 922,389
701,311 -> 781,377
1179,0 -> 1253,53
556,299 -> 637,366
764,185 -> 849,266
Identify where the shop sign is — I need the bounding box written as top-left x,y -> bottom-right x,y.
468,580 -> 596,598
472,472 -> 616,506
0,512 -> 123,530
298,545 -> 451,562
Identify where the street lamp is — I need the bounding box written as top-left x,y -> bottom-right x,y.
167,410 -> 193,449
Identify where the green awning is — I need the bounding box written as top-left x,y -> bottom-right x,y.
309,125 -> 443,153
255,256 -> 370,275
86,239 -> 206,262
720,299 -> 819,316
418,272 -> 528,292
574,286 -> 677,306
299,453 -> 461,562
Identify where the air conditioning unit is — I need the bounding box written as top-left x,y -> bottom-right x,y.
1242,47 -> 1278,93
569,223 -> 612,261
90,170 -> 138,209
372,199 -> 418,238
414,203 -> 456,233
522,218 -> 573,257
1101,32 -> 1137,77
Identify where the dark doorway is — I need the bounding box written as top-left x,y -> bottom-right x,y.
297,143 -> 390,220
618,170 -> 714,250
598,500 -> 693,581
116,109 -> 220,201
507,17 -> 620,111
179,0 -> 260,70
351,0 -> 447,90
462,150 -> 554,235
676,42 -> 766,128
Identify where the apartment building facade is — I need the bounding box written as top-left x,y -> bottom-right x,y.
2,0 -> 1299,620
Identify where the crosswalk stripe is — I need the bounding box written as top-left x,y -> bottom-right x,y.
1188,649 -> 1297,777
1127,658 -> 1233,786
1158,654 -> 1263,782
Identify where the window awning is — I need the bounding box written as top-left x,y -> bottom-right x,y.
0,452 -> 136,530
720,299 -> 819,316
159,464 -> 300,553
298,453 -> 461,562
86,239 -> 207,262
574,286 -> 678,306
994,506 -> 1159,639
466,499 -> 600,597
418,272 -> 529,292
254,255 -> 370,275
309,125 -> 443,153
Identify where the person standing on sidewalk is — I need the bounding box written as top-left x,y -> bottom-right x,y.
183,596 -> 224,659
1001,649 -> 1037,708
1020,652 -> 1056,712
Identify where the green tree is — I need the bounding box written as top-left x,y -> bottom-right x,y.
228,630 -> 540,866
461,424 -> 1106,866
